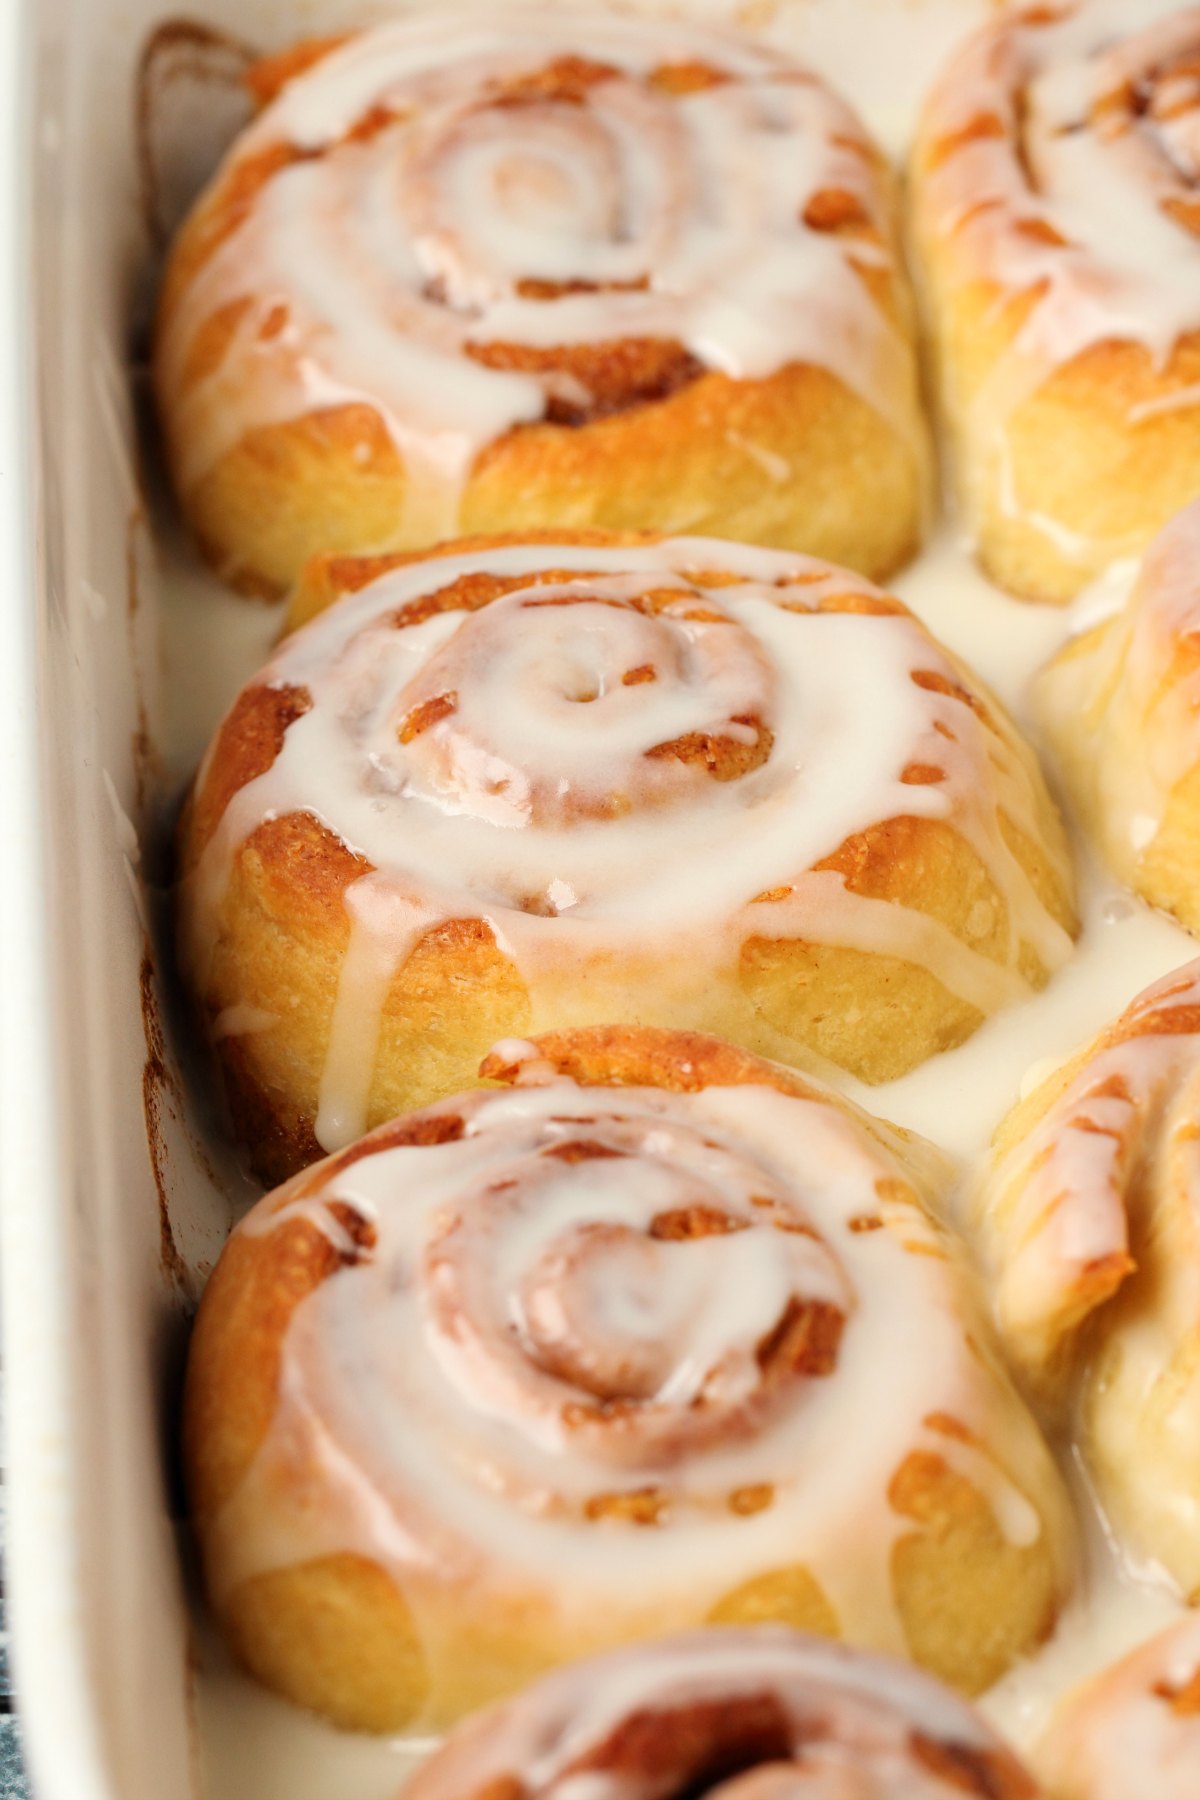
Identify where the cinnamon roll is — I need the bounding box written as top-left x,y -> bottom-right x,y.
911,2 -> 1200,603
182,1028 -> 1074,1731
405,1628 -> 1042,1800
1038,501 -> 1200,932
1039,1617 -> 1200,1800
176,530 -> 1077,1185
974,958 -> 1200,1593
153,12 -> 931,598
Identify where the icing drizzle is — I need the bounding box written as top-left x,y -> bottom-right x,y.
1040,1614 -> 1200,1800
1038,500 -> 1200,886
204,1067 -> 1069,1714
976,957 -> 1200,1370
157,9 -> 920,539
178,536 -> 1075,1152
406,1627 -> 1040,1800
975,955 -> 1200,1590
917,0 -> 1200,557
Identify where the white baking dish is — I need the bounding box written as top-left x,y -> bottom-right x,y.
2,3 -> 1198,1798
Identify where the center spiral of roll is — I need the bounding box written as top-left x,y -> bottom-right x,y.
1015,9 -> 1200,215
404,1630 -> 1041,1800
200,1054 -> 1073,1711
421,1105 -> 850,1468
399,60 -> 696,308
390,582 -> 774,828
1064,15 -> 1200,213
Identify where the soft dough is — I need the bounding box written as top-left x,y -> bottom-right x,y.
154,11 -> 931,595
975,958 -> 1200,1595
911,1 -> 1200,603
176,530 -> 1077,1183
183,1027 -> 1075,1730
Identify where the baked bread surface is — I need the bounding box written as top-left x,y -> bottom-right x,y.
184,1026 -> 1075,1730
177,529 -> 1077,1183
155,14 -> 932,596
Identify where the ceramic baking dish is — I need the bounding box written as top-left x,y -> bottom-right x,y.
2,3 -> 1196,1799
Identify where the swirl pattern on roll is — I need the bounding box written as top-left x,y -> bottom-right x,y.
177,532 -> 1076,1173
154,11 -> 929,588
1039,1616 -> 1200,1800
405,1628 -> 1042,1800
911,0 -> 1200,598
183,1030 -> 1073,1728
1038,501 -> 1200,931
975,957 -> 1200,1591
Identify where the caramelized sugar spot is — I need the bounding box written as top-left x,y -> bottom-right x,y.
649,1205 -> 750,1241
398,691 -> 457,743
585,1488 -> 668,1525
755,1297 -> 844,1379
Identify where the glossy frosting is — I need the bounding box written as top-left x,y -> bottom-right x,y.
406,1627 -> 1040,1800
158,10 -> 919,540
974,956 -> 1200,1592
1040,1615 -> 1200,1800
917,0 -> 1200,553
202,1060 -> 1069,1707
1038,500 -> 1200,892
179,536 -> 1074,1152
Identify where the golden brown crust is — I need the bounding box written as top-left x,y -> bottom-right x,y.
180,529 -> 1076,1184
975,958 -> 1200,1591
243,36 -> 348,111
171,365 -> 927,602
155,30 -> 930,595
480,1022 -> 814,1096
910,9 -> 1200,603
287,526 -> 906,631
888,1449 -> 1057,1696
403,1629 -> 1042,1800
185,1024 -> 1072,1728
222,1555 -> 430,1731
1038,505 -> 1200,932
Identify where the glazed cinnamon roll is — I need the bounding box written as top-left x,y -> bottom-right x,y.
154,12 -> 931,597
405,1628 -> 1042,1800
183,1028 -> 1074,1731
1039,1617 -> 1200,1800
974,958 -> 1200,1593
176,530 -> 1077,1184
911,2 -> 1200,603
1038,501 -> 1200,932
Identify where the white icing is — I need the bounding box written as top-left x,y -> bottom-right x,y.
205,1075 -> 1070,1719
974,955 -> 1200,1595
917,0 -> 1200,563
406,1628 -> 1026,1800
976,958 -> 1200,1363
156,9 -> 922,537
177,537 -> 1075,1153
1038,500 -> 1200,883
1039,1613 -> 1200,1800
139,3 -> 1200,1789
